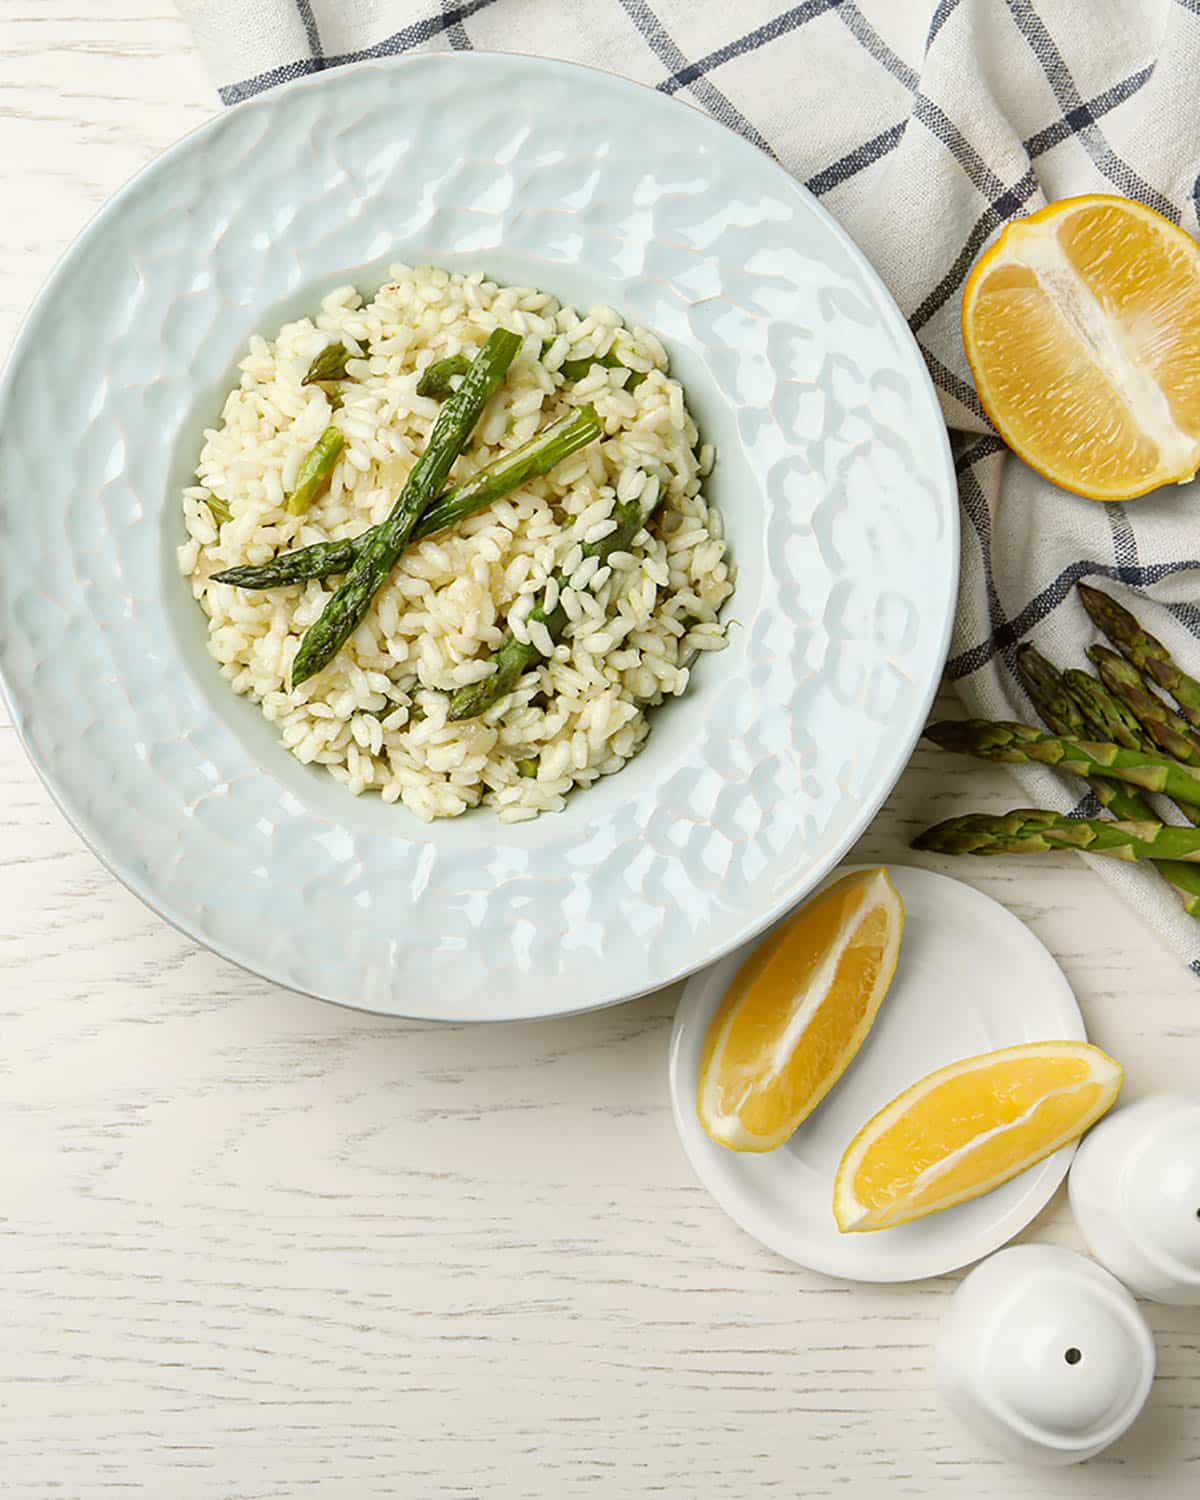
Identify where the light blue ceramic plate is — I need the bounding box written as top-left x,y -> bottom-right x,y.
0,54 -> 956,1021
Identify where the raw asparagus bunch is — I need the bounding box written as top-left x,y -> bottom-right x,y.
292,327 -> 521,686
923,719 -> 1200,808
915,809 -> 1200,863
212,406 -> 601,590
920,590 -> 1200,908
1017,645 -> 1200,914
1078,581 -> 1200,727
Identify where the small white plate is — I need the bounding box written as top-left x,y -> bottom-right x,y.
668,865 -> 1085,1282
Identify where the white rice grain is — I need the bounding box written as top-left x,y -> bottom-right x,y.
183,262 -> 733,822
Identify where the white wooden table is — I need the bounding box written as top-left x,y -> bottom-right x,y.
1,7 -> 1197,1495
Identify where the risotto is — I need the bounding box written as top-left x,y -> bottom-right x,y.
178,264 -> 733,822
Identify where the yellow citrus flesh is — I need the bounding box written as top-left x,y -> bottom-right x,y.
833,1041 -> 1123,1232
698,868 -> 904,1153
962,194 -> 1200,500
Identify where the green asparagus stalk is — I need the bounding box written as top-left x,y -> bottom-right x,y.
1016,646 -> 1200,915
914,807 -> 1200,864
417,353 -> 472,399
923,719 -> 1200,807
557,349 -> 646,390
212,406 -> 601,590
1061,668 -> 1145,749
291,327 -> 521,686
301,342 -> 361,407
286,426 -> 345,516
206,494 -> 231,526
447,483 -> 664,721
1016,646 -> 1089,737
419,345 -> 648,400
1078,581 -> 1200,728
1089,645 -> 1200,765
1064,663 -> 1200,832
303,342 -> 356,385
1017,647 -> 1154,818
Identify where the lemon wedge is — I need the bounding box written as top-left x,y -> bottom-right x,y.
698,868 -> 903,1153
834,1040 -> 1123,1232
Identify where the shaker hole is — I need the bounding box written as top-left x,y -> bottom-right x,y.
1064,1347 -> 1082,1366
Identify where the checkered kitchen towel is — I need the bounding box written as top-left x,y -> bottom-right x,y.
177,0 -> 1200,971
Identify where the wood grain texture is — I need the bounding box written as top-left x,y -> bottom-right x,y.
0,5 -> 1197,1494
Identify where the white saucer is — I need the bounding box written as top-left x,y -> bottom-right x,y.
668,865 -> 1086,1282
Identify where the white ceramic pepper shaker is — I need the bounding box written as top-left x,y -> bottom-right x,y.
936,1244 -> 1155,1465
1069,1093 -> 1200,1305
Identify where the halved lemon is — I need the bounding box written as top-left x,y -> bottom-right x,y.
698,868 -> 904,1153
833,1040 -> 1123,1232
962,194 -> 1200,500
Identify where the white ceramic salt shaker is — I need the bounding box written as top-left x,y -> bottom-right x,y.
1069,1092 -> 1200,1305
936,1244 -> 1155,1465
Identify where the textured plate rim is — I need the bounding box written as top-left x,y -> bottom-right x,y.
0,52 -> 958,1022
667,865 -> 1086,1282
